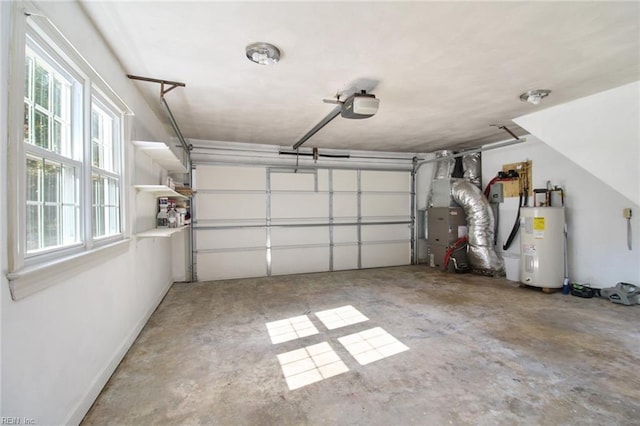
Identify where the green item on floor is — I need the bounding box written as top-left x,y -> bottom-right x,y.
570,282 -> 596,298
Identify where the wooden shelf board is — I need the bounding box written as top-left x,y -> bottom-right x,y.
133,185 -> 188,199
135,225 -> 189,238
133,140 -> 187,173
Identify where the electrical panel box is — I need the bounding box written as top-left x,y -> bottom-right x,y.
489,182 -> 504,203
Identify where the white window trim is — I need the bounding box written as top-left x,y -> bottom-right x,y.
6,4 -> 133,300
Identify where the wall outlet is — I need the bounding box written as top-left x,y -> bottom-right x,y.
623,208 -> 632,219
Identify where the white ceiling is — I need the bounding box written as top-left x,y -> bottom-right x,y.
80,1 -> 640,153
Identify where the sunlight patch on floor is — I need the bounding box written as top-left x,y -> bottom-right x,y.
277,342 -> 349,390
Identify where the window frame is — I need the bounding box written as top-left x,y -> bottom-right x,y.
23,32 -> 85,260
7,9 -> 130,280
90,92 -> 124,242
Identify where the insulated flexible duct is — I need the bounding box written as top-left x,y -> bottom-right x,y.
462,153 -> 481,188
451,179 -> 505,276
433,150 -> 456,180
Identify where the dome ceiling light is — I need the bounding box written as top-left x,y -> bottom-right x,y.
246,42 -> 281,65
520,89 -> 551,105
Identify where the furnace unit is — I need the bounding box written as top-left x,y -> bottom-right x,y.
427,206 -> 468,271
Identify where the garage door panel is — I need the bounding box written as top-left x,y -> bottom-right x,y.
271,247 -> 330,275
362,243 -> 411,268
333,170 -> 357,191
361,193 -> 411,218
271,227 -> 329,246
196,166 -> 265,190
271,193 -> 329,219
362,224 -> 411,242
197,251 -> 266,281
197,228 -> 265,250
196,193 -> 266,221
333,226 -> 358,244
333,193 -> 358,218
270,172 -> 316,191
361,171 -> 410,192
333,245 -> 358,271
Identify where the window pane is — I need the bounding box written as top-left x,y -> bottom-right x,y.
91,109 -> 102,169
92,110 -> 100,141
92,174 -> 104,206
43,161 -> 60,203
52,120 -> 62,153
34,62 -> 49,109
107,206 -> 119,236
57,79 -> 70,121
91,104 -> 117,173
108,178 -> 119,205
34,110 -> 49,148
24,56 -> 33,101
43,205 -> 59,247
93,175 -> 104,237
62,165 -> 77,205
62,205 -> 79,245
26,157 -> 41,202
26,204 -> 40,251
53,79 -> 61,117
23,103 -> 31,143
92,138 -> 101,168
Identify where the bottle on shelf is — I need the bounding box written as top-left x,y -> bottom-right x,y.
167,202 -> 178,228
157,208 -> 168,228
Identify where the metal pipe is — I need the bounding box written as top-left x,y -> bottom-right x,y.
415,138 -> 526,172
293,106 -> 342,149
411,157 -> 418,264
192,221 -> 411,230
160,96 -> 192,159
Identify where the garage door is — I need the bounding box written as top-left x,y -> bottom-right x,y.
193,165 -> 411,281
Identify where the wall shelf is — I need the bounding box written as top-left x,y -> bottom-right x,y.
136,225 -> 189,238
133,140 -> 187,173
133,185 -> 188,199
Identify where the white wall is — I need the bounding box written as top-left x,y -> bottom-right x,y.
1,1 -> 177,424
482,136 -> 639,287
514,81 -> 640,206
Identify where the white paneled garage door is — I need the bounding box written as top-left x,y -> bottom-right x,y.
193,165 -> 411,281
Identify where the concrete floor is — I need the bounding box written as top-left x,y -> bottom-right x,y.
83,266 -> 640,425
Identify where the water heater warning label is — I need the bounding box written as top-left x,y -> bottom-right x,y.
533,217 -> 545,239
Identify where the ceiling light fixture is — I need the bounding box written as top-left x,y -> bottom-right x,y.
246,42 -> 281,65
520,89 -> 551,105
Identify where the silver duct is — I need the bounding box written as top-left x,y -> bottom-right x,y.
450,179 -> 504,275
433,150 -> 455,180
462,153 -> 481,188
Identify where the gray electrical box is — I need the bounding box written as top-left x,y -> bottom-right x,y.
489,182 -> 504,203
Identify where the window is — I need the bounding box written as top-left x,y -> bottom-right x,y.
24,42 -> 82,254
15,23 -> 125,269
91,99 -> 121,239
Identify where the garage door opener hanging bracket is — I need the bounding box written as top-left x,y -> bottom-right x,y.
126,74 -> 193,156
